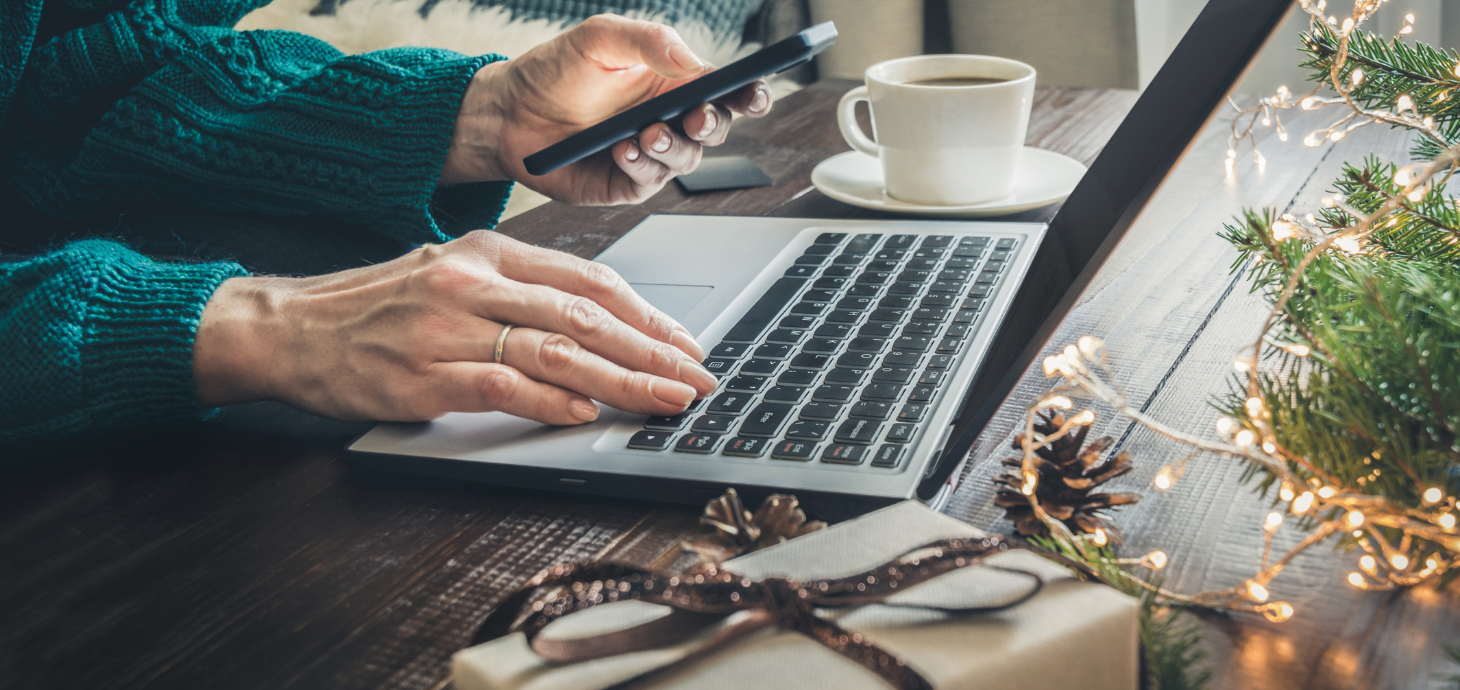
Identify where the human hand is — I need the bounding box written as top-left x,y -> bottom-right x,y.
439,14 -> 775,203
192,231 -> 716,425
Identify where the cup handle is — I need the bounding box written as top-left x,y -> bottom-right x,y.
837,86 -> 879,157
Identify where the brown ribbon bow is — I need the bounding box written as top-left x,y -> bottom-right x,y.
472,536 -> 1045,690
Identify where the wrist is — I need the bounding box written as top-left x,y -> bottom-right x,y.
440,60 -> 514,185
193,276 -> 290,407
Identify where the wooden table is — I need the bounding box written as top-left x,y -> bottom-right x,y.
3,80 -> 1457,690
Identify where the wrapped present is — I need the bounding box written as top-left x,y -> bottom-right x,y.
454,501 -> 1138,690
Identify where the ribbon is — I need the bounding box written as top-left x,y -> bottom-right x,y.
472,536 -> 1046,690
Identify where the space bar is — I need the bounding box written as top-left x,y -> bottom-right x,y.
721,277 -> 807,343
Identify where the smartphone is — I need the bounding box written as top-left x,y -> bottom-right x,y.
522,22 -> 838,176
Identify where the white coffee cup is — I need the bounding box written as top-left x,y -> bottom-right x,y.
837,55 -> 1036,206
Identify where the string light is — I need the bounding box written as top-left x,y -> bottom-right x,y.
1260,601 -> 1295,622
1349,67 -> 1364,86
1145,551 -> 1168,570
1346,511 -> 1365,528
1245,580 -> 1270,602
1092,528 -> 1109,547
1360,554 -> 1377,573
1154,467 -> 1174,490
1440,513 -> 1456,530
1318,486 -> 1336,498
1279,483 -> 1296,501
1391,554 -> 1409,570
1235,429 -> 1256,446
1071,409 -> 1096,425
1020,471 -> 1038,496
1292,492 -> 1315,514
1348,572 -> 1366,588
1265,512 -> 1284,531
1422,487 -> 1443,505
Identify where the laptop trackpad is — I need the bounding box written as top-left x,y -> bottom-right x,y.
628,283 -> 714,323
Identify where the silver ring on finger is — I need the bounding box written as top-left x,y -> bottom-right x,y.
494,324 -> 514,364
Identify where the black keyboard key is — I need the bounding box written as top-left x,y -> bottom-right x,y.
940,269 -> 972,283
913,247 -> 947,260
886,423 -> 916,443
959,236 -> 991,247
921,235 -> 954,248
855,271 -> 893,285
739,402 -> 794,437
767,328 -> 807,344
822,443 -> 868,464
777,370 -> 818,387
795,254 -> 830,266
836,352 -> 878,370
846,234 -> 881,253
908,385 -> 937,402
722,277 -> 806,343
675,434 -> 720,454
763,386 -> 805,403
896,336 -> 932,351
930,281 -> 962,293
879,295 -> 915,310
786,265 -> 819,279
836,296 -> 876,311
785,420 -> 830,441
868,309 -> 905,323
961,297 -> 987,311
926,355 -> 955,370
888,234 -> 918,248
920,294 -> 956,308
897,404 -> 928,423
833,252 -> 867,265
790,301 -> 831,316
707,392 -> 754,415
988,250 -> 1013,263
875,248 -> 907,261
910,307 -> 949,322
945,324 -> 971,339
789,353 -> 831,370
975,270 -> 1000,284
872,444 -> 905,468
901,321 -> 939,336
945,257 -> 980,269
815,232 -> 848,244
824,265 -> 856,277
703,358 -> 736,377
873,367 -> 915,384
897,270 -> 933,284
780,315 -> 817,330
936,338 -> 963,355
918,370 -> 946,386
850,401 -> 893,420
861,384 -> 902,401
814,277 -> 850,290
824,368 -> 865,385
799,402 -> 844,420
951,309 -> 980,324
906,258 -> 939,270
802,338 -> 841,354
804,289 -> 838,302
692,415 -> 736,434
628,430 -> 675,450
711,342 -> 751,358
882,350 -> 923,367
644,413 -> 691,430
836,418 -> 882,443
804,243 -> 837,255
723,436 -> 769,457
815,323 -> 854,339
867,259 -> 901,272
969,285 -> 993,298
886,282 -> 924,295
740,358 -> 781,376
995,238 -> 1017,250
772,440 -> 818,461
952,245 -> 984,258
724,375 -> 767,393
812,385 -> 857,403
847,336 -> 887,353
847,284 -> 881,297
826,310 -> 862,324
858,322 -> 898,339
754,343 -> 794,360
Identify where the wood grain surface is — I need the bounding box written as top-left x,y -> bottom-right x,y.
2,80 -> 1454,690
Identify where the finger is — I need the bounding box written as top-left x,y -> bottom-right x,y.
637,122 -> 702,175
682,103 -> 734,145
568,14 -> 706,80
716,80 -> 773,118
611,138 -> 673,192
497,327 -> 699,415
473,284 -> 717,398
427,361 -> 600,425
462,232 -> 706,360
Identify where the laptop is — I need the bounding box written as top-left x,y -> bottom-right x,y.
345,0 -> 1295,517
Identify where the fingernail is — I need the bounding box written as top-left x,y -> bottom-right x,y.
698,108 -> 717,138
681,361 -> 717,393
668,44 -> 704,71
569,397 -> 599,422
650,378 -> 696,407
624,143 -> 640,161
670,328 -> 706,360
750,87 -> 769,113
652,129 -> 671,153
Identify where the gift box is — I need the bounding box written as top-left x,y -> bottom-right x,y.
454,501 -> 1138,690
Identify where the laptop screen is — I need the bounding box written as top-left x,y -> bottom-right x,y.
921,0 -> 1297,499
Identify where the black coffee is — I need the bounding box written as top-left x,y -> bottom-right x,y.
904,77 -> 1008,87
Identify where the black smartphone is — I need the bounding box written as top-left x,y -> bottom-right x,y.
522,22 -> 838,176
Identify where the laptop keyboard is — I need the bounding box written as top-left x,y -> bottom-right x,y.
624,232 -> 1016,469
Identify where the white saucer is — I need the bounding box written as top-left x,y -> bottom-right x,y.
810,147 -> 1087,218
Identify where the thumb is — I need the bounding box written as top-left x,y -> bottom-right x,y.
568,14 -> 707,80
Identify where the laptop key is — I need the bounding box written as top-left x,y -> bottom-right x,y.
740,359 -> 780,376
941,269 -> 972,283
951,309 -> 980,324
850,401 -> 893,420
824,368 -> 864,385
872,444 -> 906,468
815,232 -> 847,244
888,234 -> 918,248
836,296 -> 875,311
711,342 -> 750,358
780,315 -> 817,330
763,386 -> 805,403
897,270 -> 933,284
804,243 -> 837,255
867,259 -> 901,272
814,277 -> 850,290
935,338 -> 963,355
961,297 -> 988,311
995,238 -> 1018,250
675,434 -> 720,454
897,404 -> 928,423
754,343 -> 794,360
951,246 -> 984,258
910,307 -> 948,322
724,375 -> 767,393
723,436 -> 769,458
777,370 -> 818,387
847,336 -> 887,353
918,370 -> 946,386
815,323 -> 854,339
739,402 -> 794,437
800,402 -> 844,420
627,430 -> 675,450
826,310 -> 862,324
921,235 -> 954,247
822,443 -> 869,464
882,350 -> 922,367
975,270 -> 1000,284
812,385 -> 856,403
861,384 -> 902,401
873,367 -> 915,384
833,252 -> 867,265
847,284 -> 881,297
644,413 -> 691,431
722,277 -> 806,344
930,281 -> 962,293
879,295 -> 915,310
785,420 -> 830,441
855,271 -> 893,285
945,257 -> 980,269
767,328 -> 808,344
886,423 -> 916,443
846,234 -> 881,253
835,418 -> 882,444
988,249 -> 1013,263
969,285 -> 993,298
836,352 -> 878,370
875,248 -> 907,261
920,294 -> 956,308
858,322 -> 898,339
703,358 -> 736,377
691,415 -> 735,434
824,265 -> 856,277
804,289 -> 838,302
801,338 -> 841,354
913,247 -> 947,260
907,385 -> 938,402
784,265 -> 817,278
795,254 -> 829,266
707,392 -> 754,415
901,321 -> 939,336
905,258 -> 939,270
895,335 -> 932,351
959,236 -> 991,246
868,309 -> 905,323
772,440 -> 818,461
886,282 -> 923,295
945,324 -> 971,339
926,355 -> 954,370
789,353 -> 832,370
790,301 -> 830,316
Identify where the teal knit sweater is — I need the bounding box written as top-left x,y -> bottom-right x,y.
0,0 -> 513,441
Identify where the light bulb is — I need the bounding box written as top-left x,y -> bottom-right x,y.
1280,484 -> 1295,501
1155,472 -> 1173,490
1262,602 -> 1294,623
1440,513 -> 1456,530
1071,409 -> 1096,425
1145,551 -> 1168,570
1318,486 -> 1336,498
1046,395 -> 1073,410
1282,342 -> 1309,356
1333,235 -> 1365,254
1262,116 -> 1272,126
1360,554 -> 1376,572
1020,471 -> 1037,496
1271,220 -> 1298,240
1246,397 -> 1264,415
1236,429 -> 1256,446
1042,355 -> 1062,377
1346,510 -> 1365,528
1227,147 -> 1237,159
1092,528 -> 1108,547
1278,130 -> 1289,142
1246,581 -> 1270,602
1063,345 -> 1080,361
1423,487 -> 1443,504
1405,12 -> 1415,22
1341,17 -> 1355,35
1349,67 -> 1363,86
1348,572 -> 1366,588
1077,335 -> 1103,359
1396,95 -> 1413,112
1408,188 -> 1425,202
1265,512 -> 1284,530
1391,554 -> 1410,570
1293,492 -> 1315,514
1216,417 -> 1238,435
1303,131 -> 1326,147
1301,96 -> 1321,110
1262,441 -> 1277,453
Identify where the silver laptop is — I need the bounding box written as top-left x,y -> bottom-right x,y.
344,0 -> 1294,517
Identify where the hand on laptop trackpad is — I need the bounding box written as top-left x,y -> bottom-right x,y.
627,283 -> 714,323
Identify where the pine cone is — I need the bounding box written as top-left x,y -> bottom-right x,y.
681,489 -> 827,563
993,410 -> 1141,543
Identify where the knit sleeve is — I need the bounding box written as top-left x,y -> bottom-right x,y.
4,0 -> 512,246
0,239 -> 247,442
